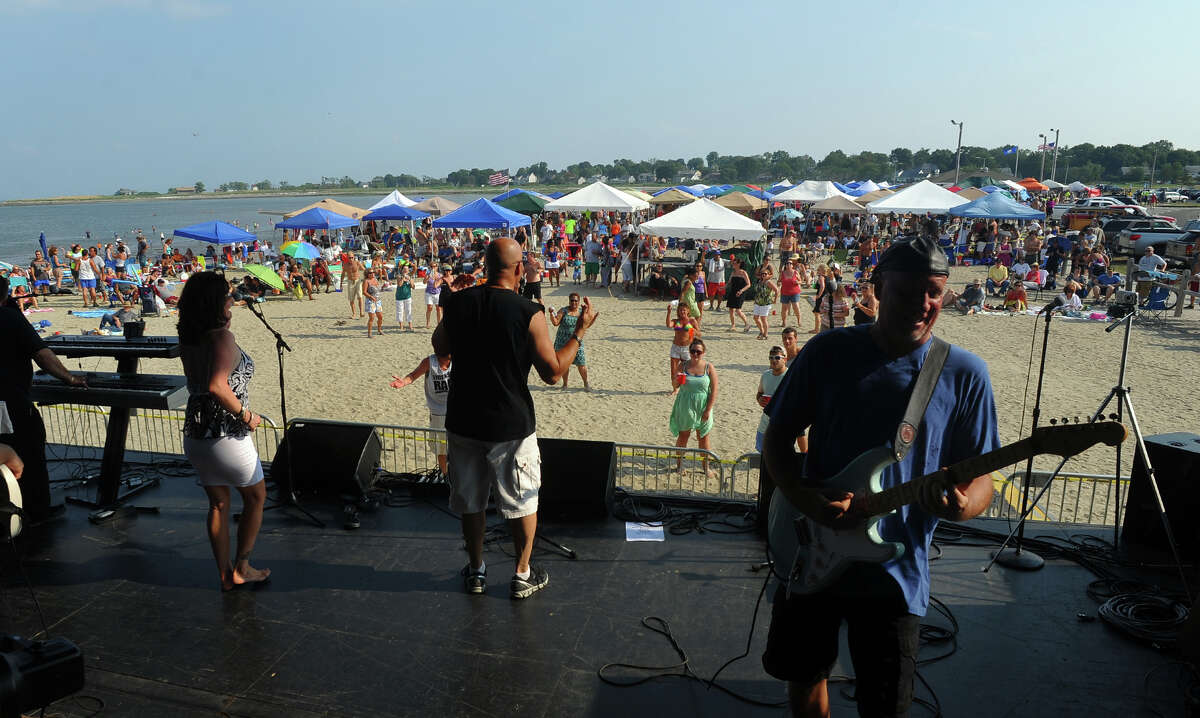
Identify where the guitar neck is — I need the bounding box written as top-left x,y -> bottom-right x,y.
865,438 -> 1035,516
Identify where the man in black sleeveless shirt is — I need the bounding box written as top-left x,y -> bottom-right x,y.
433,238 -> 598,599
0,275 -> 87,524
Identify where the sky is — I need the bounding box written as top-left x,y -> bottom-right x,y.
2,0 -> 1199,200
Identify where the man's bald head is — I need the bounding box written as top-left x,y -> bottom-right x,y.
486,237 -> 524,282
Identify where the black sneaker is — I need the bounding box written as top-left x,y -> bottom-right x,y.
510,566 -> 549,599
462,564 -> 486,595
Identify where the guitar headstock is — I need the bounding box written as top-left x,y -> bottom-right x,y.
1031,421 -> 1127,457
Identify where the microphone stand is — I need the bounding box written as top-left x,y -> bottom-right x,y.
246,301 -> 324,528
991,301 -> 1060,571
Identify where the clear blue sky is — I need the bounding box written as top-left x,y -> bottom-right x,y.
2,0 -> 1197,199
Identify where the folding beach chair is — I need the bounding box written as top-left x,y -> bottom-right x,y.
1138,285 -> 1173,326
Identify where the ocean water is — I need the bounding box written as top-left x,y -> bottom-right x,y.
0,192 -> 486,264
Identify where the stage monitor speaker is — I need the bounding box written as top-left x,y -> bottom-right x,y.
1122,432 -> 1200,558
271,420 -> 381,499
536,438 -> 614,521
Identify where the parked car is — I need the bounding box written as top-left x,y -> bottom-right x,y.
1180,189 -> 1200,200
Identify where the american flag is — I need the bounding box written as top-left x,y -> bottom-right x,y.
1037,142 -> 1056,151
488,170 -> 510,186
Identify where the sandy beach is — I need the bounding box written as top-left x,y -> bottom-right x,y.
26,263 -> 1199,481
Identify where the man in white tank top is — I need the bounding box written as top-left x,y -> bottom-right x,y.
390,353 -> 452,476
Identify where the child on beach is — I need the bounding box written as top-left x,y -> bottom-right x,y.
571,256 -> 582,284
667,302 -> 700,394
390,352 -> 452,477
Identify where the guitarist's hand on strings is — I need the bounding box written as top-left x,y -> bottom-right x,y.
918,472 -> 974,521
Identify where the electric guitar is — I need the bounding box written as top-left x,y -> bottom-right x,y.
767,421 -> 1127,596
0,464 -> 23,539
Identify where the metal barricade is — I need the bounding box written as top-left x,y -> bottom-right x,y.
985,470 -> 1130,527
612,442 -> 727,498
38,403 -> 279,466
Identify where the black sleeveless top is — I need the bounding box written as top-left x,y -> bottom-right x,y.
443,285 -> 544,441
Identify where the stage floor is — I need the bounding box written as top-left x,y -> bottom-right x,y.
2,460 -> 1192,717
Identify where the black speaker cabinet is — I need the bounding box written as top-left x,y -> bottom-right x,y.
1122,432 -> 1200,557
271,420 -> 381,499
536,438 -> 615,521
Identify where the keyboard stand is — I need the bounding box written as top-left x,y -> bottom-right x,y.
62,354 -> 161,522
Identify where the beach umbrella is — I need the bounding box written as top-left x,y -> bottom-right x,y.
411,196 -> 462,217
772,208 -> 803,221
280,241 -> 322,260
174,220 -> 256,244
39,232 -> 49,258
0,261 -> 13,271
243,264 -> 285,290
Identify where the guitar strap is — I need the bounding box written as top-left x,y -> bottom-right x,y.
891,337 -> 950,463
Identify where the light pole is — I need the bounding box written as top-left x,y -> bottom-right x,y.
951,120 -> 964,186
1049,128 -> 1061,182
1038,133 -> 1049,181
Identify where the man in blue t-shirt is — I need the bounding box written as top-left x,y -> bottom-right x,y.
761,231 -> 999,717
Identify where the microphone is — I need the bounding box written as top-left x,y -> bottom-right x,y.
1038,295 -> 1065,316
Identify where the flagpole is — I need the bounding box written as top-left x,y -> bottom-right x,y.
1013,145 -> 1019,177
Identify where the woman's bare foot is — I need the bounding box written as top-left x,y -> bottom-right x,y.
231,563 -> 271,586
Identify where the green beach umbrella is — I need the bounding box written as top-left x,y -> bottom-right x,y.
243,264 -> 285,290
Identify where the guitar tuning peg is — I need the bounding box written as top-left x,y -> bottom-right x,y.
1108,413 -> 1119,421
1074,416 -> 1081,424
1062,417 -> 1070,425
1049,418 -> 1057,425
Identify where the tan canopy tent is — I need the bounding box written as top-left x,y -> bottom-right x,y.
411,196 -> 462,217
854,189 -> 894,204
956,187 -> 988,201
283,198 -> 368,220
810,195 -> 867,214
648,188 -> 699,205
625,189 -> 654,201
714,191 -> 767,212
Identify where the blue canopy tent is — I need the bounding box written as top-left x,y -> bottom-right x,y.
432,198 -> 532,230
702,185 -> 732,197
362,204 -> 431,222
546,191 -> 565,199
275,207 -> 359,231
174,220 -> 256,244
947,192 -> 1046,220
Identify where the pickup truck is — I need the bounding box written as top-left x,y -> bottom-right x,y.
1165,229 -> 1199,267
1115,218 -> 1199,264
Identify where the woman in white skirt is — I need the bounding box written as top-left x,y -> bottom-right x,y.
178,272 -> 271,591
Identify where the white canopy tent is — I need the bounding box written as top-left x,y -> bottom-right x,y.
865,180 -> 970,214
771,180 -> 850,203
368,190 -> 417,210
637,198 -> 767,242
1001,180 -> 1025,192
1042,179 -> 1066,190
1067,181 -> 1090,193
855,179 -> 881,194
544,181 -> 650,212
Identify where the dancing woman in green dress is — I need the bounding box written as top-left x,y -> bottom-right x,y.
669,339 -> 718,474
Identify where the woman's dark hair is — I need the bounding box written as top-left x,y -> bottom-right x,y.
176,271 -> 230,344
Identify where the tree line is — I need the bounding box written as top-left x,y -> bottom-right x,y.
128,139 -> 1197,197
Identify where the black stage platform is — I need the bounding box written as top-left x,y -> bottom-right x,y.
1,453 -> 1193,717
